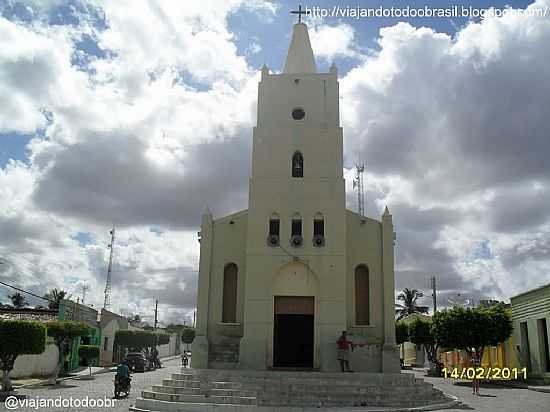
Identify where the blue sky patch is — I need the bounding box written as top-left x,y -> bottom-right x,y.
0,132 -> 33,168
473,239 -> 494,260
72,231 -> 94,247
228,0 -> 534,75
150,226 -> 164,236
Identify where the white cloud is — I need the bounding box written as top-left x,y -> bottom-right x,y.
2,0 -> 550,323
340,0 -> 550,299
0,0 -> 259,323
309,23 -> 361,61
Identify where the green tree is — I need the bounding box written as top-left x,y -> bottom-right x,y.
43,289 -> 69,310
181,327 -> 195,351
395,288 -> 429,320
395,321 -> 409,345
165,323 -> 187,334
157,333 -> 170,346
114,330 -> 157,350
114,330 -> 169,363
78,345 -> 100,376
432,304 -> 513,361
0,320 -> 46,392
482,303 -> 513,348
408,317 -> 438,366
8,292 -> 27,309
45,321 -> 90,383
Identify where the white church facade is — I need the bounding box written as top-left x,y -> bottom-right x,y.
191,21 -> 399,373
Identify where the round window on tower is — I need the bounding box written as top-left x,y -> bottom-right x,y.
291,108 -> 305,120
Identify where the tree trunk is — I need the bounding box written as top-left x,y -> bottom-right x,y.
1,369 -> 12,393
48,340 -> 64,385
48,359 -> 62,385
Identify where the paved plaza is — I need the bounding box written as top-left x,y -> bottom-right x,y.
410,370 -> 550,412
1,359 -> 548,412
1,358 -> 183,412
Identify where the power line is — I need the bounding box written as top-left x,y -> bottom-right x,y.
0,279 -> 56,304
0,253 -> 50,275
0,257 -> 68,295
0,259 -> 53,288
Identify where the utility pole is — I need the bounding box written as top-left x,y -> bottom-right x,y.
154,299 -> 159,331
193,309 -> 196,328
103,227 -> 116,310
431,276 -> 437,313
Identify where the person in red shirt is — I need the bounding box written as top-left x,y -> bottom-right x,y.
337,331 -> 355,372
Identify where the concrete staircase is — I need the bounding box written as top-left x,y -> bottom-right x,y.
132,368 -> 455,411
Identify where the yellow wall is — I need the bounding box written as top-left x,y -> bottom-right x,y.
439,336 -> 519,375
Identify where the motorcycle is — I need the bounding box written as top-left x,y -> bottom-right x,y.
114,375 -> 131,398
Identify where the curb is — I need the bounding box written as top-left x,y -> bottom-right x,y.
527,386 -> 550,394
14,355 -> 182,389
14,368 -> 115,389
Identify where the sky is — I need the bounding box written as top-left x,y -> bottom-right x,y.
1,0 -> 549,325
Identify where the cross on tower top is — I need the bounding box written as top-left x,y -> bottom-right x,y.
290,4 -> 310,23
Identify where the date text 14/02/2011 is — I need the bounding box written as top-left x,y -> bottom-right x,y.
443,367 -> 527,380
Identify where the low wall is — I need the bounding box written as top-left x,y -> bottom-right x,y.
158,334 -> 180,357
11,342 -> 58,378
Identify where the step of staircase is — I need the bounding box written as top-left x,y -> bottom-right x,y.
132,368 -> 453,411
152,384 -> 256,397
142,390 -> 257,405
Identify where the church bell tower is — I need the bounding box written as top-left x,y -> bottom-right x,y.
239,21 -> 348,370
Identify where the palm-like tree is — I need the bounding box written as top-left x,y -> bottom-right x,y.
395,288 -> 429,320
8,292 -> 28,308
43,288 -> 69,310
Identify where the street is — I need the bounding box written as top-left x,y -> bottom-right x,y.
413,371 -> 550,412
1,357 -> 183,412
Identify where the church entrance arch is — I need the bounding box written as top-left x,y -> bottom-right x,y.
271,262 -> 319,369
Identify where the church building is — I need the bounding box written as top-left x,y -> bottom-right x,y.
191,20 -> 399,373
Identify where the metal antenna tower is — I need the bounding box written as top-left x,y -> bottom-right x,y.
81,283 -> 90,304
103,227 -> 116,310
353,164 -> 365,216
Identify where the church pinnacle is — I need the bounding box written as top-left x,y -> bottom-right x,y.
283,18 -> 316,74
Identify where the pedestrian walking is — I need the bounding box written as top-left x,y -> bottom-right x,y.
472,353 -> 481,395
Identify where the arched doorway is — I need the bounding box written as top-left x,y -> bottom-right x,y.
272,262 -> 319,368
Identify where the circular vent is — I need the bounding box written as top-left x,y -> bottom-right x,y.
290,235 -> 303,247
267,234 -> 280,247
291,108 -> 305,120
313,235 -> 325,247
